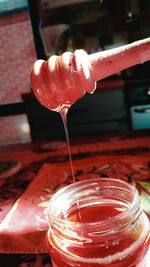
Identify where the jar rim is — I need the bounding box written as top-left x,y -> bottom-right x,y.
47,178 -> 140,231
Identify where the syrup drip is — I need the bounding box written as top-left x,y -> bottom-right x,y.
60,108 -> 81,220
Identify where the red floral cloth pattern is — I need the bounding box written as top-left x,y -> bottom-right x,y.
0,154 -> 150,254
0,136 -> 150,265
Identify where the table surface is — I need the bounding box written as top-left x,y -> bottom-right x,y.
1,128 -> 150,154
0,129 -> 150,266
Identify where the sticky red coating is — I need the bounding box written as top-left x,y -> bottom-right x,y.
30,50 -> 96,112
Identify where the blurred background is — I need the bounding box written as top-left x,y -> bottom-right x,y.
0,0 -> 150,145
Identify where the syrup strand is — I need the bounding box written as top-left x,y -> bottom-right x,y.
60,108 -> 81,220
60,108 -> 75,183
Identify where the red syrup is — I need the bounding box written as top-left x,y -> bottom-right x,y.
60,108 -> 81,219
47,179 -> 150,267
60,109 -> 75,184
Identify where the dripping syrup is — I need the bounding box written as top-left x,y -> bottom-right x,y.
60,108 -> 81,220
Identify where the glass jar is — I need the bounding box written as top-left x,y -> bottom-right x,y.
47,178 -> 150,267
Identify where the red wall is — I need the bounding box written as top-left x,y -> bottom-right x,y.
0,10 -> 37,145
0,10 -> 36,104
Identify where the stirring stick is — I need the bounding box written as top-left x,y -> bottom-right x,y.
89,37 -> 150,81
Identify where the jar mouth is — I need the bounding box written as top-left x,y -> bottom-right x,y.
47,178 -> 140,233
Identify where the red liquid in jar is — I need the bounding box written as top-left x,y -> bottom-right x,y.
47,203 -> 150,267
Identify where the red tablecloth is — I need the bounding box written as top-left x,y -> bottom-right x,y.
0,134 -> 150,266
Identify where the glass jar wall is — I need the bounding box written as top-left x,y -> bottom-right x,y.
47,178 -> 150,267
